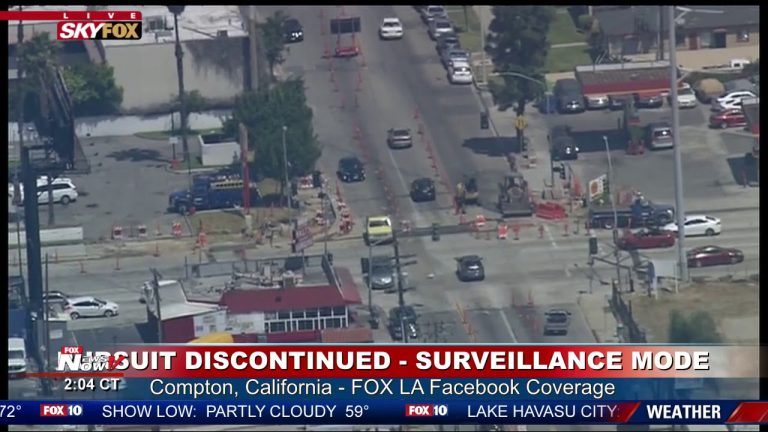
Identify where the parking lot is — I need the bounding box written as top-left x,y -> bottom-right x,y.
34,136 -> 191,242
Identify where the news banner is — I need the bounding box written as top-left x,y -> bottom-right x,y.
5,345 -> 766,427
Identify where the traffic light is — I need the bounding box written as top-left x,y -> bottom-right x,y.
431,223 -> 440,241
480,112 -> 489,130
559,167 -> 566,180
588,237 -> 598,255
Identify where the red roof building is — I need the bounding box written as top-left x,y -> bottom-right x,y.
575,61 -> 678,97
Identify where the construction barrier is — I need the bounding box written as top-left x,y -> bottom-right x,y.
137,224 -> 147,238
172,221 -> 183,238
298,175 -> 314,190
197,230 -> 208,249
535,202 -> 566,220
111,225 -> 123,241
400,220 -> 411,233
474,214 -> 487,229
314,210 -> 326,226
512,224 -> 520,240
497,224 -> 508,240
155,224 -> 162,237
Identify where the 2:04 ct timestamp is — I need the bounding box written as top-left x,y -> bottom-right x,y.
64,378 -> 123,392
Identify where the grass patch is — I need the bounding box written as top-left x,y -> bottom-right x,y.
189,205 -> 292,234
545,46 -> 591,73
135,127 -> 224,141
170,156 -> 207,171
446,6 -> 482,54
547,11 -> 584,46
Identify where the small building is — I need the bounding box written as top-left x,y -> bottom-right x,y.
593,6 -> 759,56
145,279 -> 229,343
575,61 -> 676,97
195,133 -> 240,167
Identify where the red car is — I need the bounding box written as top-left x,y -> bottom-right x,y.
616,228 -> 676,250
709,109 -> 747,129
687,246 -> 744,268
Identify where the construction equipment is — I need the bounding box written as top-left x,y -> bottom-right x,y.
497,173 -> 534,218
455,175 -> 480,208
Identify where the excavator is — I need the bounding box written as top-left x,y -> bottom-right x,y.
497,173 -> 534,217
455,175 -> 480,209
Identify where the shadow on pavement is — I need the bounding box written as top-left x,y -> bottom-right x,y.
570,129 -> 628,153
726,155 -> 759,186
106,148 -> 168,163
462,136 -> 519,156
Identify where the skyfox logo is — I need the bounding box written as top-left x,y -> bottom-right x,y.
57,21 -> 142,40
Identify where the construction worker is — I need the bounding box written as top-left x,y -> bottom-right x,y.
455,182 -> 465,213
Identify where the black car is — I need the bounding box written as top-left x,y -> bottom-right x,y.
608,95 -> 630,111
283,18 -> 304,43
456,255 -> 485,282
410,177 -> 436,202
337,157 -> 365,182
549,125 -> 578,161
388,305 -> 419,340
557,95 -> 586,114
436,33 -> 460,55
634,92 -> 663,109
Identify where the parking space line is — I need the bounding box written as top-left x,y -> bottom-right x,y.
498,309 -> 518,343
543,225 -> 559,249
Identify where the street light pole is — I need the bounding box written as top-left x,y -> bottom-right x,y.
668,5 -> 688,282
282,125 -> 292,210
479,8 -> 488,85
603,136 -> 622,291
169,6 -> 192,191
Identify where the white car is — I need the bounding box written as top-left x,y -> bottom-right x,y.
379,17 -> 403,40
441,49 -> 470,68
674,86 -> 698,108
65,296 -> 120,320
662,215 -> 721,237
428,19 -> 453,40
8,177 -> 78,205
712,90 -> 757,111
449,64 -> 473,85
585,95 -> 609,110
420,5 -> 448,24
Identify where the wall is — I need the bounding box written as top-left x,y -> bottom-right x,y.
104,37 -> 246,113
200,136 -> 241,166
162,315 -> 196,344
226,312 -> 265,335
72,110 -> 231,138
8,226 -> 84,247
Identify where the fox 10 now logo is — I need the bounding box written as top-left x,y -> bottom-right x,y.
57,21 -> 142,41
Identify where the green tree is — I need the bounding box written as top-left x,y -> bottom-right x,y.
223,78 -> 321,180
18,32 -> 59,124
668,310 -> 723,343
485,6 -> 555,144
586,19 -> 608,62
184,90 -> 207,114
61,63 -> 123,116
261,11 -> 288,81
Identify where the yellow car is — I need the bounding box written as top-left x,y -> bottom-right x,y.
365,215 -> 393,245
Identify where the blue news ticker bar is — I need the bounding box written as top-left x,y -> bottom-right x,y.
1,400 -> 760,425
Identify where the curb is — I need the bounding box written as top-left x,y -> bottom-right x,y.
163,164 -> 221,175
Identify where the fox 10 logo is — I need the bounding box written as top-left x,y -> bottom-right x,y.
57,21 -> 142,40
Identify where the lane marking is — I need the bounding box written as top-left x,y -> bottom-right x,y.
544,224 -> 558,249
498,308 -> 519,343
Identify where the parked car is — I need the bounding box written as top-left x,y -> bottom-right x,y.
448,63 -> 473,85
549,125 -> 578,161
584,94 -> 609,110
634,92 -> 663,109
428,18 -> 453,40
282,18 -> 304,43
337,156 -> 366,183
709,109 -> 747,129
554,79 -> 585,114
712,90 -> 757,111
43,290 -> 70,305
687,246 -> 744,268
645,122 -> 674,150
436,33 -> 461,55
441,49 -> 469,68
670,86 -> 698,108
410,177 -> 436,202
65,296 -> 120,320
662,215 -> 721,237
608,95 -> 630,111
616,228 -> 676,250
379,17 -> 404,40
9,177 -> 79,205
456,255 -> 484,282
420,5 -> 448,24
387,128 -> 413,149
388,305 -> 419,340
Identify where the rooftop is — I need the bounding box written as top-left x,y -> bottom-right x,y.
144,279 -> 223,321
595,6 -> 760,37
576,61 -> 676,96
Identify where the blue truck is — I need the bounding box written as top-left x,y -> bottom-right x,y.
588,198 -> 674,229
8,276 -> 27,340
168,175 -> 261,214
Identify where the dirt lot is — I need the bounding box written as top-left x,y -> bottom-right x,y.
630,280 -> 759,343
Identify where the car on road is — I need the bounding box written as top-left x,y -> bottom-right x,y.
436,33 -> 460,55
65,296 -> 120,320
9,177 -> 79,206
337,156 -> 366,183
8,337 -> 27,377
549,125 -> 578,161
687,246 -> 744,268
713,90 -> 757,112
448,63 -> 473,85
616,228 -> 676,250
387,128 -> 413,149
543,309 -> 571,336
441,48 -> 469,68
634,92 -> 664,109
367,257 -> 396,290
410,177 -> 436,202
608,95 -> 630,111
365,215 -> 393,245
282,18 -> 304,43
709,109 -> 747,129
428,18 -> 453,40
379,17 -> 404,40
388,305 -> 419,341
663,215 -> 721,237
43,290 -> 70,305
670,86 -> 698,108
645,122 -> 674,150
554,79 -> 585,114
584,94 -> 609,110
456,255 -> 485,282
420,5 -> 448,24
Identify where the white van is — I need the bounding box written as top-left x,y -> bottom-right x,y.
8,337 -> 28,377
8,177 -> 78,205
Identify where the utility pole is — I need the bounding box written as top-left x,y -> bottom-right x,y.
46,174 -> 55,226
14,8 -> 25,277
282,125 -> 292,211
603,136 -> 622,291
150,269 -> 163,344
657,6 -> 664,61
392,231 -> 409,343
